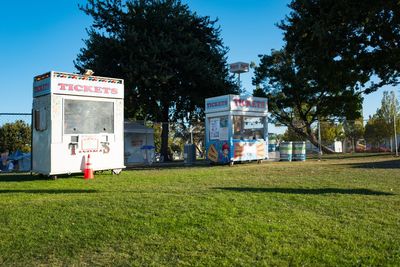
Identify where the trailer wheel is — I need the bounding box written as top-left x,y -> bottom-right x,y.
112,169 -> 122,175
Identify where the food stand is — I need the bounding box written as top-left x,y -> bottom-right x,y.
205,95 -> 268,165
32,71 -> 125,177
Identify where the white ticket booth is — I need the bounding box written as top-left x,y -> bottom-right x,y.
32,71 -> 125,177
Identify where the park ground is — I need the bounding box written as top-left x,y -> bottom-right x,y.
0,154 -> 399,266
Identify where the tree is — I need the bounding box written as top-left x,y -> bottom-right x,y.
281,0 -> 400,94
282,126 -> 306,142
253,49 -> 362,153
319,121 -> 344,144
343,118 -> 364,152
0,120 -> 31,152
253,0 -> 400,153
364,116 -> 390,149
367,91 -> 400,151
76,0 -> 239,161
376,91 -> 400,133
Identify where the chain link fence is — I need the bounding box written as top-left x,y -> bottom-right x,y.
0,113 -> 32,151
0,113 -> 32,172
1,114 -> 397,173
124,120 -> 205,164
270,119 -> 398,160
126,118 -> 397,164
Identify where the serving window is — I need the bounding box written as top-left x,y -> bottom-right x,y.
64,99 -> 114,134
233,116 -> 265,140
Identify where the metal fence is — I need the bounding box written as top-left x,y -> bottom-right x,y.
1,113 -> 398,173
0,113 -> 32,172
0,113 -> 32,125
0,113 -> 32,150
124,120 -> 205,163
270,118 -> 399,160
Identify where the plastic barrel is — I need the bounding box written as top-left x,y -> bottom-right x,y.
280,142 -> 293,161
268,144 -> 277,152
292,141 -> 306,161
268,135 -> 277,152
184,144 -> 196,165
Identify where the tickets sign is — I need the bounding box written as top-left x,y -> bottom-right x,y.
33,71 -> 124,99
205,95 -> 268,114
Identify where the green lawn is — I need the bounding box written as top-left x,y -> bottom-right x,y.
0,155 -> 399,266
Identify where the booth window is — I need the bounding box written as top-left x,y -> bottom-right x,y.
64,99 -> 114,134
34,107 -> 47,131
233,116 -> 264,140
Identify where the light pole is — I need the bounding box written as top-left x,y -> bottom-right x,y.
393,90 -> 398,156
318,119 -> 322,160
229,62 -> 249,90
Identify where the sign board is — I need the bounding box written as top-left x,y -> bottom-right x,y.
205,95 -> 268,114
230,95 -> 268,113
33,71 -> 124,99
205,95 -> 230,113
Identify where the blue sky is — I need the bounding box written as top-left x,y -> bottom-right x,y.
0,0 -> 386,126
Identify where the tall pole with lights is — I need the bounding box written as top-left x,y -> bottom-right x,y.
229,62 -> 249,91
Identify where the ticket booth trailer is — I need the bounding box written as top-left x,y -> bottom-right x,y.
205,95 -> 268,165
32,71 -> 125,176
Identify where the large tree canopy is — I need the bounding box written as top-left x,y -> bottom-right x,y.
76,0 -> 239,160
254,0 -> 400,153
282,0 -> 400,93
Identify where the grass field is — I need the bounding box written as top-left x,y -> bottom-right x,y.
0,154 -> 399,266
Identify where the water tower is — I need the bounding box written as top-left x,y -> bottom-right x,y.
229,62 -> 249,89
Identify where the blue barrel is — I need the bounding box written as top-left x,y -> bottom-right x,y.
280,142 -> 293,161
268,144 -> 277,152
268,134 -> 277,152
292,141 -> 306,161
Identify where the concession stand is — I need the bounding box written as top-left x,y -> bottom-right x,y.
32,71 -> 125,177
205,95 -> 268,165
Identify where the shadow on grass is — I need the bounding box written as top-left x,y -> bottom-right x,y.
307,152 -> 392,160
126,160 -> 215,170
213,187 -> 394,196
339,159 -> 400,169
0,173 -> 48,182
0,173 -> 84,182
0,189 -> 97,194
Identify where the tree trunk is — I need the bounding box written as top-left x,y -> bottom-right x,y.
292,124 -> 336,154
160,104 -> 170,162
307,131 -> 335,154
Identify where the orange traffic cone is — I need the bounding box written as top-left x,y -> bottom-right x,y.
84,154 -> 94,179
